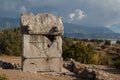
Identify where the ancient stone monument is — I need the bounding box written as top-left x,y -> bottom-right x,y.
20,13 -> 64,73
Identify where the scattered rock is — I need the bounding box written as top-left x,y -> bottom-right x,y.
64,59 -> 120,80
0,60 -> 21,70
2,62 -> 14,69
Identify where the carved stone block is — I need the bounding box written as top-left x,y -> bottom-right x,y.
21,13 -> 64,73
21,13 -> 64,35
22,58 -> 63,72
23,35 -> 62,58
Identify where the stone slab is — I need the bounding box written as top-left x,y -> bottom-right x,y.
23,35 -> 62,58
21,13 -> 64,35
22,57 -> 63,73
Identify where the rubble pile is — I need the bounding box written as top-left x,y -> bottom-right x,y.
64,59 -> 120,80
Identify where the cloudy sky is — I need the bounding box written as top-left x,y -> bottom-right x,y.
0,0 -> 120,32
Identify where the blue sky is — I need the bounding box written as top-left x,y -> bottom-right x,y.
0,0 -> 120,32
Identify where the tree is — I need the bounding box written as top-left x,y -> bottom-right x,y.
0,28 -> 22,56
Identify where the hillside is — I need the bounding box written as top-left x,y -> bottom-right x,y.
0,30 -> 120,80
64,23 -> 120,39
110,23 -> 120,33
64,23 -> 114,34
0,17 -> 120,39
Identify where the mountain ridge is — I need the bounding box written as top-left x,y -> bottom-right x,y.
0,17 -> 120,39
63,23 -> 114,34
0,17 -> 19,28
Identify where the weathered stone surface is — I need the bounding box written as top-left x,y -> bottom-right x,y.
21,13 -> 64,73
23,35 -> 62,58
23,58 -> 63,73
21,13 -> 64,35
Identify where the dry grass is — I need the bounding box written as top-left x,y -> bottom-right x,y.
0,55 -> 21,65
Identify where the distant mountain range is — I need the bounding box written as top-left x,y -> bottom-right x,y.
109,24 -> 120,33
64,23 -> 114,34
63,23 -> 120,40
0,17 -> 120,40
0,17 -> 19,28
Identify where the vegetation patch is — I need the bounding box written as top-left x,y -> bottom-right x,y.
0,28 -> 22,56
0,73 -> 9,80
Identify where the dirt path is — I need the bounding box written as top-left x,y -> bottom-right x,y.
0,69 -> 73,80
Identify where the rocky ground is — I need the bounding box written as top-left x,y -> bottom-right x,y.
0,56 -> 74,80
64,59 -> 120,80
0,56 -> 21,65
0,56 -> 120,80
0,69 -> 73,80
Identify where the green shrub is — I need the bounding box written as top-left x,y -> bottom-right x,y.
114,57 -> 120,69
0,28 -> 22,56
91,53 -> 101,65
62,37 -> 114,65
0,74 -> 9,80
99,55 -> 112,65
104,40 -> 111,45
62,40 -> 96,64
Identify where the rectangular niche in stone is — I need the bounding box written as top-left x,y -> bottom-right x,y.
21,13 -> 64,73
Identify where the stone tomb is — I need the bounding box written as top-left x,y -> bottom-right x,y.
21,13 -> 64,72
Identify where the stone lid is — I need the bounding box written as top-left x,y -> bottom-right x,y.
20,13 -> 64,35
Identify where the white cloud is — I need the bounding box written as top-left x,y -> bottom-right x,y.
1,0 -> 120,28
106,25 -> 111,28
68,9 -> 86,22
75,9 -> 86,20
106,21 -> 120,28
69,13 -> 75,22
